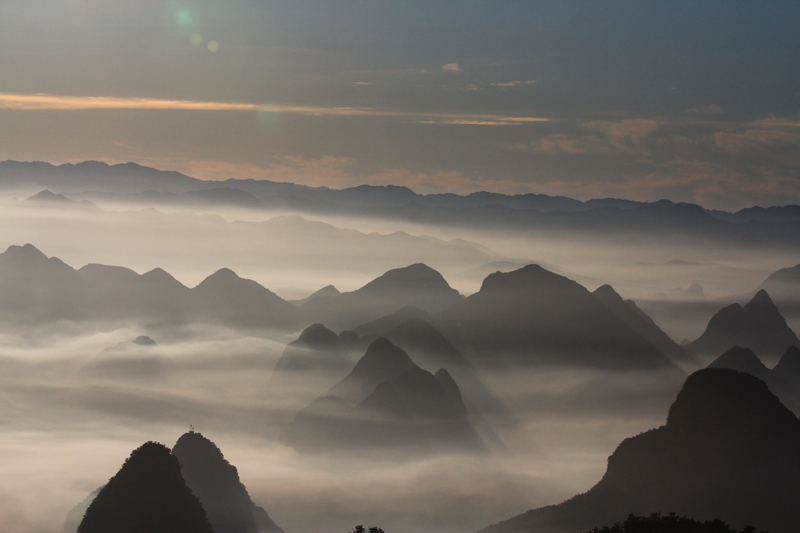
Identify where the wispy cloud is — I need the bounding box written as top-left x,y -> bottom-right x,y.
491,80 -> 537,88
442,63 -> 459,72
0,93 -> 258,112
0,93 -> 549,125
512,119 -> 662,156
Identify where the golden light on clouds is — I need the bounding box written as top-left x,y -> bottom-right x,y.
0,93 -> 549,125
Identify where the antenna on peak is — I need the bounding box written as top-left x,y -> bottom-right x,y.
189,424 -> 194,433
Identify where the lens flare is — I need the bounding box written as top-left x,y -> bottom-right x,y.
207,41 -> 219,53
190,34 -> 203,46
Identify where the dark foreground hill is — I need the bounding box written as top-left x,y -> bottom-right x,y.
687,290 -> 799,361
282,338 -> 485,454
439,265 -> 678,370
172,431 -> 284,533
78,442 -> 213,533
477,368 -> 800,533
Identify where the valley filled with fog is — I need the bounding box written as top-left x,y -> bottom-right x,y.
1,178 -> 798,533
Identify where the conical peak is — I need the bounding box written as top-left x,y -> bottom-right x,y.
0,243 -> 48,264
479,264 -> 575,293
297,323 -> 339,345
592,284 -> 624,303
203,268 -> 240,282
172,431 -> 226,464
353,337 -> 417,375
666,368 -> 797,438
359,263 -> 453,292
744,289 -> 778,315
711,345 -> 764,367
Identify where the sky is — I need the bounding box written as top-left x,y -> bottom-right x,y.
1,1 -> 800,209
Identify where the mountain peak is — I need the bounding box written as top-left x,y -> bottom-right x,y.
592,284 -> 624,303
358,263 -> 456,294
25,189 -> 73,202
172,432 -> 285,533
0,243 -> 48,263
666,367 -> 797,438
744,289 -> 779,316
78,441 -> 213,533
479,264 -> 575,294
297,323 -> 340,346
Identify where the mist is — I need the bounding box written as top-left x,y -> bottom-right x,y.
0,191 -> 798,533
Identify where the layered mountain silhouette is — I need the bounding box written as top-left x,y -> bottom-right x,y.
299,263 -> 463,330
478,368 -> 800,533
4,160 -> 800,248
171,431 -> 284,533
707,345 -> 800,413
77,441 -> 213,533
592,284 -> 693,367
289,284 -> 340,306
686,290 -> 799,361
0,244 -> 300,329
438,265 -> 678,370
761,263 -> 800,300
282,338 -> 485,454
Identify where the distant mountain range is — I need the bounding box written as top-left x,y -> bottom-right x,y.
478,368 -> 800,533
5,160 -> 800,247
0,244 -> 694,377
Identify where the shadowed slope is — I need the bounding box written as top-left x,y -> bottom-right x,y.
478,368 -> 800,533
687,290 -> 799,360
171,432 -> 284,533
78,442 -> 213,533
592,284 -> 693,367
440,265 -> 677,370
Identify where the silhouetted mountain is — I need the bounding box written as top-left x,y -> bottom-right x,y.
289,285 -> 340,306
706,346 -> 800,414
283,338 -> 484,454
774,346 -> 800,383
301,264 -> 462,330
686,290 -> 799,360
25,189 -> 74,203
78,441 -> 213,533
0,160 -> 202,194
478,368 -> 800,533
275,323 -> 348,372
172,431 -> 284,533
0,244 -> 301,330
190,268 -> 300,329
592,285 -> 693,367
329,337 -> 418,405
708,346 -> 773,385
760,264 -> 800,319
0,243 -> 81,322
439,265 -> 677,370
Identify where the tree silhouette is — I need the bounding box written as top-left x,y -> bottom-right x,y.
349,526 -> 385,533
587,512 -> 768,533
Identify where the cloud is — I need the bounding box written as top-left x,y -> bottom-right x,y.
491,80 -> 537,88
0,93 -> 548,125
686,104 -> 723,114
442,63 -> 459,72
512,119 -> 662,157
0,93 -> 258,112
715,128 -> 800,154
351,82 -> 372,85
